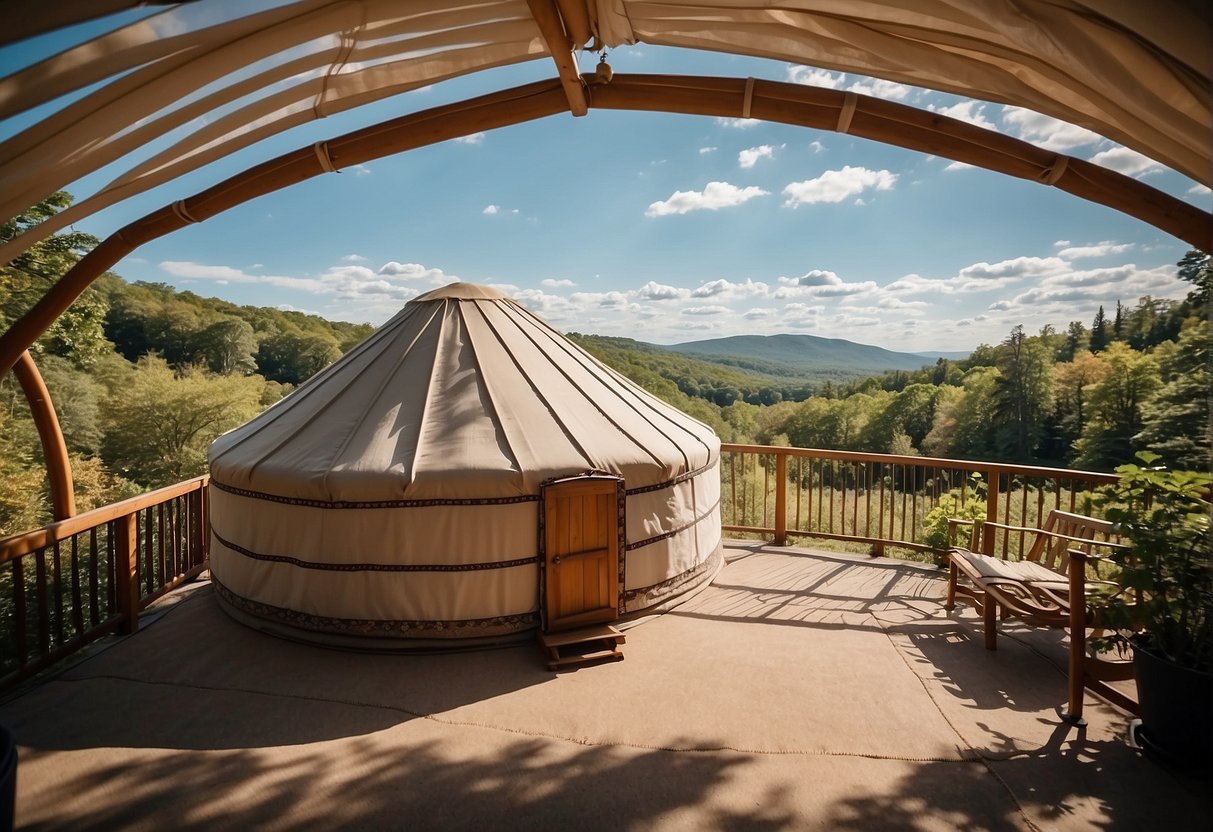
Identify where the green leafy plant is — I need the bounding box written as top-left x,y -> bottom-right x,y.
923,473 -> 986,552
1090,452 -> 1212,671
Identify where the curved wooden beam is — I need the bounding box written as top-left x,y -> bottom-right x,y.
2,74 -> 1209,378
12,350 -> 75,520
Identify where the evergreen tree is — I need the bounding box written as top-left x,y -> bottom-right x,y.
992,326 -> 1053,461
1089,305 -> 1109,353
1137,319 -> 1211,470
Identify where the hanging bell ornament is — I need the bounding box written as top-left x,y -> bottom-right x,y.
594,52 -> 613,85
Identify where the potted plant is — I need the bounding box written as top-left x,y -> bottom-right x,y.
1090,452 -> 1212,766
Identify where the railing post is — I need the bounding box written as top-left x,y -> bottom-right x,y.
982,466 -> 1000,556
114,513 -> 139,634
774,451 -> 787,546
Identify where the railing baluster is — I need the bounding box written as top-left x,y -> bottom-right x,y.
34,547 -> 50,657
12,560 -> 27,668
52,540 -> 64,646
71,534 -> 84,638
88,526 -> 100,626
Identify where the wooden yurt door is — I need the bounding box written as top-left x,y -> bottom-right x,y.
542,476 -> 622,632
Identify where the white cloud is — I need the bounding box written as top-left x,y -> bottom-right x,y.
348,164 -> 372,176
455,132 -> 486,145
808,141 -> 825,153
342,254 -> 369,263
483,204 -> 499,215
743,307 -> 776,319
1088,146 -> 1165,178
956,256 -> 1068,286
943,161 -> 974,172
928,101 -> 995,130
1055,241 -> 1134,260
699,146 -> 717,154
774,270 -> 877,298
1001,107 -> 1103,151
636,281 -> 689,301
646,181 -> 769,217
541,278 -> 575,288
160,261 -> 321,293
846,78 -> 910,101
716,117 -> 762,129
159,259 -> 457,304
691,278 -> 770,299
785,65 -> 909,100
782,166 -> 897,207
376,262 -> 454,284
1188,183 -> 1212,197
785,65 -> 845,88
738,144 -> 775,169
682,305 -> 730,316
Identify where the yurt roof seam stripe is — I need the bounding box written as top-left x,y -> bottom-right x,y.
554,325 -> 718,464
508,299 -> 712,470
406,300 -> 451,487
213,576 -> 541,636
626,498 -> 720,551
456,301 -> 526,477
473,298 -> 597,471
318,299 -> 442,497
498,301 -> 670,472
208,459 -> 716,507
213,529 -> 539,572
490,301 -> 628,472
209,301 -> 430,471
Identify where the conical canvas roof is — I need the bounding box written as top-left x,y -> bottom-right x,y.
209,283 -> 719,501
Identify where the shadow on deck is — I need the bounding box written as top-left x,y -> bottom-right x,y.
1,541 -> 1207,830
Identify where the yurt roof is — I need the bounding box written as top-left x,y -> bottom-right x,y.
0,2 -> 1210,376
208,283 -> 719,501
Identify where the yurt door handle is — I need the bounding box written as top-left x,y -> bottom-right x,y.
552,547 -> 609,565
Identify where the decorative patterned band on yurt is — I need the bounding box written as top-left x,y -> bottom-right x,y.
208,283 -> 723,645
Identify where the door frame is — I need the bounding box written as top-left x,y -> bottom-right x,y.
538,474 -> 626,632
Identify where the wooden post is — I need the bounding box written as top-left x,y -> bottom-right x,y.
982,467 -> 1001,556
12,350 -> 75,520
114,513 -> 139,635
774,451 -> 787,546
1065,551 -> 1087,724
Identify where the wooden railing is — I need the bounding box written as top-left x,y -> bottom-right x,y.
0,447 -> 1120,689
720,444 -> 1119,558
0,476 -> 208,688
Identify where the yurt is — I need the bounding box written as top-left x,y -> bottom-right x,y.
207,283 -> 722,646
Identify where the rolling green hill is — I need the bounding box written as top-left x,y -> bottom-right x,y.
664,333 -> 946,376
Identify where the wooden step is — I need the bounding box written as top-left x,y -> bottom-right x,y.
539,624 -> 625,670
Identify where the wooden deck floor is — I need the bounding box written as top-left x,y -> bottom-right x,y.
1,541 -> 1207,830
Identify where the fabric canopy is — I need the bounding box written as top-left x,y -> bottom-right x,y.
207,283 -> 723,643
1,1 -> 1208,265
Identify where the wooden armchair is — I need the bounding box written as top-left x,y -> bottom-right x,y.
944,509 -> 1137,722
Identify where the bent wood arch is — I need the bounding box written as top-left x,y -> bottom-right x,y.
2,73 -> 1210,379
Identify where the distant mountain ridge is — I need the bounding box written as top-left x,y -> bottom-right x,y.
662,333 -> 963,377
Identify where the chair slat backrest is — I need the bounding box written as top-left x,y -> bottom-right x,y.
1026,510 -> 1116,572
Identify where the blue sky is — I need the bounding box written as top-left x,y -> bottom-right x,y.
4,26 -> 1209,353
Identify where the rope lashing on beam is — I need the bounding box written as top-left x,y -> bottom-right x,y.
1040,156 -> 1069,185
837,92 -> 858,134
170,200 -> 200,224
314,141 -> 337,173
742,77 -> 754,118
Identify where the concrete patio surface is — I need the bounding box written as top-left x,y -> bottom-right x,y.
1,541 -> 1208,830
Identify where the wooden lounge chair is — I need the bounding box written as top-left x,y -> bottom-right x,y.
944,509 -> 1137,722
